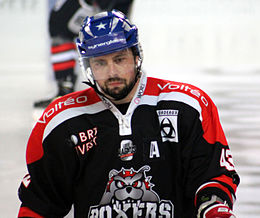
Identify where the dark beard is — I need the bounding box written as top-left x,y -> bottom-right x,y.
103,77 -> 136,100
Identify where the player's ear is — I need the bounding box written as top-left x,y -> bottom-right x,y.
135,55 -> 139,64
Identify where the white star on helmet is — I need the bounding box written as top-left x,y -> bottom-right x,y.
96,22 -> 107,30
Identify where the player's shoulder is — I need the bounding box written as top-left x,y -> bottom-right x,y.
48,87 -> 99,110
37,87 -> 100,125
146,76 -> 213,109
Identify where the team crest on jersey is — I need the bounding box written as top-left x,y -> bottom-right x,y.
118,139 -> 136,161
88,165 -> 174,217
157,109 -> 179,143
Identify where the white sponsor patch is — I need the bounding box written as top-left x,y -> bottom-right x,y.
157,110 -> 179,142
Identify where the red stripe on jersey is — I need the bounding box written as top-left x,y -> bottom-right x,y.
26,89 -> 101,164
26,125 -> 44,165
53,60 -> 76,71
194,182 -> 233,206
18,206 -> 44,218
145,77 -> 228,145
51,42 -> 76,54
212,174 -> 238,193
202,102 -> 227,145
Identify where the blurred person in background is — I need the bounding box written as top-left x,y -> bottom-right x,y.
34,0 -> 134,109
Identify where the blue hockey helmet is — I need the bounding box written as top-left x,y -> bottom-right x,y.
76,10 -> 143,85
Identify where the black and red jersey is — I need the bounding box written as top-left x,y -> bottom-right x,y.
18,73 -> 239,217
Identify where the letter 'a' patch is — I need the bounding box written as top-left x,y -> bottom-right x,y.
157,110 -> 179,143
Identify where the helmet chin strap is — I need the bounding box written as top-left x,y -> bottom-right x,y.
83,79 -> 105,98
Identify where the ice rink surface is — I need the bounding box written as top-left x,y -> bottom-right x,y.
0,0 -> 260,217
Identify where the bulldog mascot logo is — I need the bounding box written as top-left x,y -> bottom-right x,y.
100,165 -> 159,204
88,165 -> 174,217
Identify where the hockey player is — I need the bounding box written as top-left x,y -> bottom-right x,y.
34,0 -> 134,109
18,10 -> 240,217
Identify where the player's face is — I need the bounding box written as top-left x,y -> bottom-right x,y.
89,49 -> 138,100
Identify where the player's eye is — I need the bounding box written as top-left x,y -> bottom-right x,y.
91,60 -> 106,70
114,57 -> 125,64
95,60 -> 106,67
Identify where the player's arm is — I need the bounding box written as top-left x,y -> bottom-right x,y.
180,88 -> 240,217
194,151 -> 239,218
18,119 -> 78,217
196,97 -> 239,217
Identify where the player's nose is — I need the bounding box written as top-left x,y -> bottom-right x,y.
107,62 -> 118,77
